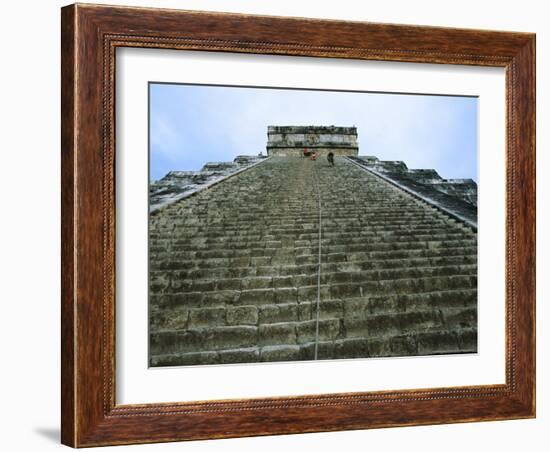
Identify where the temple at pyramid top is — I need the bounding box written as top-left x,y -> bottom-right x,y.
266,125 -> 359,157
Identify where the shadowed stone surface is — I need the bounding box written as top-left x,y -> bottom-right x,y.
149,155 -> 267,212
351,156 -> 478,224
149,153 -> 478,366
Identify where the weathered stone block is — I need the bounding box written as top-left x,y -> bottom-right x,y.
190,280 -> 216,292
203,326 -> 258,350
343,298 -> 370,320
367,337 -> 393,357
160,292 -> 204,308
219,347 -> 260,364
259,323 -> 296,346
250,256 -> 272,266
238,289 -> 275,305
202,290 -> 239,306
216,278 -> 242,291
296,285 -> 330,302
150,331 -> 178,355
298,302 -> 312,321
365,314 -> 399,336
274,287 -> 298,303
149,273 -> 171,291
271,254 -> 296,265
174,330 -> 206,354
334,338 -> 371,359
241,277 -> 273,290
272,275 -> 294,288
417,331 -> 459,355
329,283 -> 361,299
398,310 -> 442,333
301,341 -> 335,360
258,303 -> 298,323
443,307 -> 477,329
188,307 -> 225,328
365,296 -> 400,314
226,305 -> 258,325
295,255 -> 316,265
379,277 -> 416,294
390,335 -> 417,355
296,319 -> 340,344
292,274 -> 316,287
150,307 -> 189,331
344,318 -> 371,338
324,271 -> 352,284
318,300 -> 344,319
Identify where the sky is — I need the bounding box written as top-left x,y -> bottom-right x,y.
149,83 -> 478,182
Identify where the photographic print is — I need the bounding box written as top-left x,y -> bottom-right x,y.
148,83 -> 478,367
61,6 -> 536,444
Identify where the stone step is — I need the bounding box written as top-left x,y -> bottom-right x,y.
150,264 -> 476,294
150,239 -> 476,261
151,289 -> 477,330
153,222 -> 462,235
155,206 -> 452,216
343,306 -> 477,339
150,317 -> 344,354
342,289 -> 477,317
159,206 -> 438,216
151,275 -> 476,311
149,247 -> 477,272
153,215 -> 455,229
149,232 -> 472,251
151,219 -> 468,236
151,225 -> 456,240
153,261 -> 476,291
150,232 -> 472,250
185,291 -> 474,328
149,255 -> 477,283
150,326 -> 477,366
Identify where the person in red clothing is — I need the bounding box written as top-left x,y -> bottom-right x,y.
303,147 -> 311,158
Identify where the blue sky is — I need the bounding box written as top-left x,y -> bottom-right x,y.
149,83 -> 477,182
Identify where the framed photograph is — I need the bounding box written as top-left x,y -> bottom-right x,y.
61,3 -> 535,447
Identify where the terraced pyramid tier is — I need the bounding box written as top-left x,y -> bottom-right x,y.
149,156 -> 477,366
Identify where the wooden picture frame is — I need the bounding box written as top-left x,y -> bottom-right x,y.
61,3 -> 535,447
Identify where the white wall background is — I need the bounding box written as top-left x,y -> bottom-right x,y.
0,1 -> 545,450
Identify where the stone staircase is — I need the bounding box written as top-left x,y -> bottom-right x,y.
149,156 -> 477,366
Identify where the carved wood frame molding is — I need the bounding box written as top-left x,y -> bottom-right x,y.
61,3 -> 535,447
